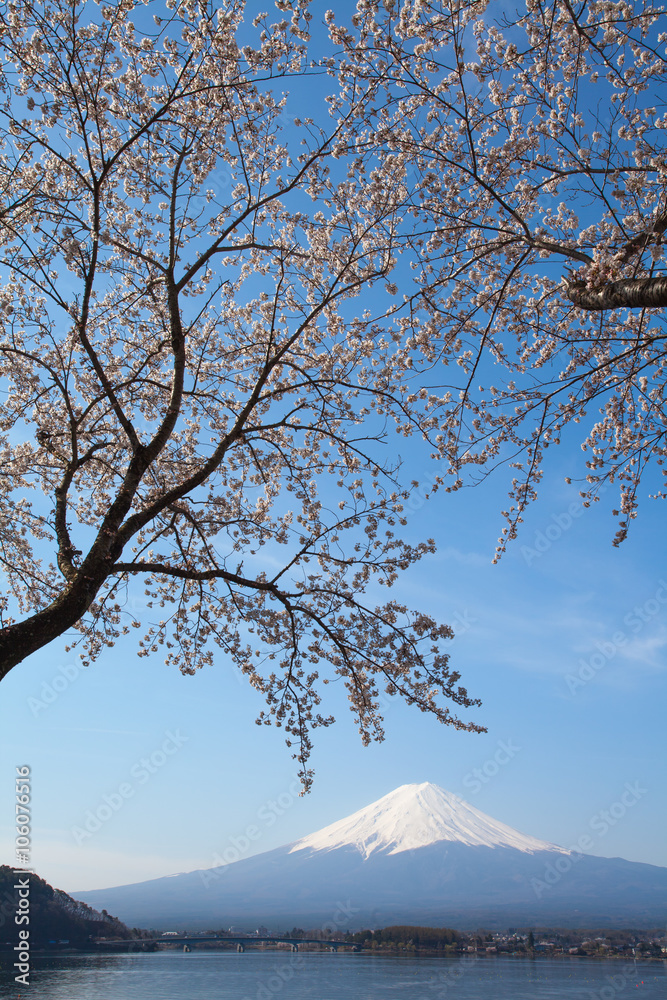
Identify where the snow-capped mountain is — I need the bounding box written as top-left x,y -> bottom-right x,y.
289,782 -> 566,858
74,783 -> 667,930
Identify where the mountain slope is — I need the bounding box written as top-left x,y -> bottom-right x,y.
73,783 -> 667,930
289,782 -> 567,858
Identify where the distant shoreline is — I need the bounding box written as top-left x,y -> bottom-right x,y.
1,943 -> 663,962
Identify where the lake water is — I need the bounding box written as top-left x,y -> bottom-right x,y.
0,951 -> 664,999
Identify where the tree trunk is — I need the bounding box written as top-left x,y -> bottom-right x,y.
0,577 -> 101,681
565,275 -> 667,310
0,526 -> 125,681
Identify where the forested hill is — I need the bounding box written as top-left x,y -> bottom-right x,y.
0,867 -> 137,948
346,925 -> 460,951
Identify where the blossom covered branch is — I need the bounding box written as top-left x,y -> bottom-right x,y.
0,0 -> 665,783
0,0 -> 488,787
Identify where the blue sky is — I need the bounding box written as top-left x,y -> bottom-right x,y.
1,0 -> 666,909
1,438 -> 666,896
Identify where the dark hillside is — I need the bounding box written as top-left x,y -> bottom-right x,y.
0,866 -> 137,948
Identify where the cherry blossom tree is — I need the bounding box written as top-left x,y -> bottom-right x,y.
1,0 -> 665,784
0,0 -> 488,788
338,0 -> 667,554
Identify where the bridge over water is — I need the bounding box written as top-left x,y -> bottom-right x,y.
95,935 -> 360,953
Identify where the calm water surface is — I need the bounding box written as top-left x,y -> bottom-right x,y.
0,951 -> 664,999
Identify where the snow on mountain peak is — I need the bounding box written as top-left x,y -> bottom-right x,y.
289,782 -> 567,859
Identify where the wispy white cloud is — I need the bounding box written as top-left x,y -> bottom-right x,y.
433,546 -> 490,568
616,628 -> 667,670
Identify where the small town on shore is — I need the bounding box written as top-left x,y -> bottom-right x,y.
121,925 -> 667,959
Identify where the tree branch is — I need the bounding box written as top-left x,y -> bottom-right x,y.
565,276 -> 667,311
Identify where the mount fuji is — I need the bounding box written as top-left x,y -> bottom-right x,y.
74,783 -> 667,930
